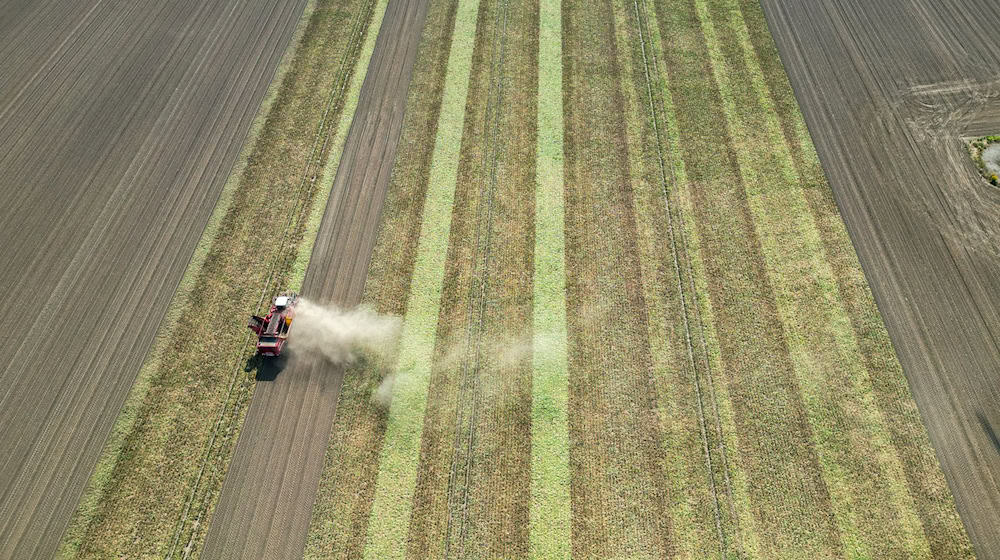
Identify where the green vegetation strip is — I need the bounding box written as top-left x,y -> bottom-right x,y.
697,0 -> 930,555
54,2 -> 321,556
529,0 -> 570,557
362,0 -> 480,555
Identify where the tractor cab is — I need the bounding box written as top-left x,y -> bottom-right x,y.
248,292 -> 298,357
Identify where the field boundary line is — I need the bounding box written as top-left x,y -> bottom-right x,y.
362,0 -> 481,555
697,0 -> 932,555
54,1 -> 320,555
166,0 -> 382,554
529,0 -> 571,556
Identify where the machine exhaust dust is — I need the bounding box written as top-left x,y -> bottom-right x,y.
288,298 -> 401,366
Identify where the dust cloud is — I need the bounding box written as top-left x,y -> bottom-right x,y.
288,298 -> 401,366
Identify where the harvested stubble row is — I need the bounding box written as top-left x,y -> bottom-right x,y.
612,0 -> 748,554
562,0 -> 673,556
57,0 -> 381,556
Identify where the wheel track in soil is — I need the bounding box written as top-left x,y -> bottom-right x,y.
442,1 -> 511,556
627,0 -> 740,555
165,0 -> 378,555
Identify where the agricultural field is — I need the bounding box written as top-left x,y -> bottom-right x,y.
761,1 -> 1000,556
0,0 -> 307,557
55,0 -> 387,556
300,0 -> 979,558
1,0 -> 994,558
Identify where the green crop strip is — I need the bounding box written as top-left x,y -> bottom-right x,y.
696,0 -> 931,556
361,0 -> 480,555
529,0 -> 571,558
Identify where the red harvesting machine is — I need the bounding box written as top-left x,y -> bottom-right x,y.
248,292 -> 299,357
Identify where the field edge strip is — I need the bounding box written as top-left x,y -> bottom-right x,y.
361,0 -> 481,555
529,0 -> 571,557
53,2 -> 319,555
181,0 -> 390,553
696,0 -> 931,555
166,0 -> 383,551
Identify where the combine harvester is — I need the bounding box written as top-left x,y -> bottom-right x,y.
247,292 -> 299,357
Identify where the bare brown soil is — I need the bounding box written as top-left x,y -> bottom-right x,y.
760,0 -> 1000,556
0,1 -> 306,557
199,0 -> 430,557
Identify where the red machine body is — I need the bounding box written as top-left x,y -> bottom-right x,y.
248,292 -> 299,357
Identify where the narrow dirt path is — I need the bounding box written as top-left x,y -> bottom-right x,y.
200,0 -> 429,557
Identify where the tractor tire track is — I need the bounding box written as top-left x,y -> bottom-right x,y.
442,1 -> 511,556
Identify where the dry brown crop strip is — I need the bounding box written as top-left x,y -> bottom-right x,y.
563,0 -> 673,555
624,0 -> 739,553
653,0 -> 844,555
302,0 -> 462,556
442,0 -> 510,555
164,0 -> 380,554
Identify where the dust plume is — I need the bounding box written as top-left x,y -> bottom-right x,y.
288,298 -> 401,366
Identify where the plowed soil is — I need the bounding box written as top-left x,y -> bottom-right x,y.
761,1 -> 1000,556
200,0 -> 429,557
0,0 -> 306,557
